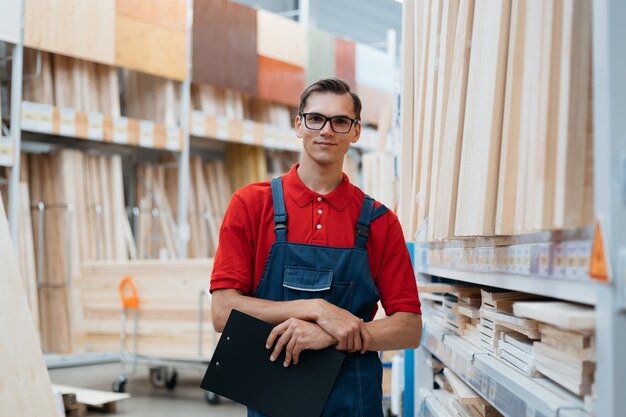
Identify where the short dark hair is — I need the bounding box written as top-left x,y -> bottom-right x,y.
298,78 -> 362,121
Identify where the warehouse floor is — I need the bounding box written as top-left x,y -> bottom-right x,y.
49,362 -> 246,416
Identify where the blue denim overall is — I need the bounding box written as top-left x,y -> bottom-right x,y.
248,177 -> 388,417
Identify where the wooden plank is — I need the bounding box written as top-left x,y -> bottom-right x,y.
0,198 -> 59,416
256,9 -> 306,68
512,301 -> 595,330
443,368 -> 485,405
116,0 -> 186,31
257,56 -> 304,107
307,29 -> 337,85
553,0 -> 592,228
53,384 -> 130,406
193,0 -> 258,94
116,14 -> 187,81
335,37 -> 357,88
496,0 -> 527,235
17,182 -> 39,340
398,0 -> 415,236
427,0 -> 461,241
454,0 -> 511,236
25,0 -> 115,64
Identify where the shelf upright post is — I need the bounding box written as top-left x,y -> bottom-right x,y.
7,0 -> 25,244
177,0 -> 194,258
592,1 -> 626,416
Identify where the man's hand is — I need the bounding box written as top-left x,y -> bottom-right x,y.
266,318 -> 336,367
313,299 -> 371,353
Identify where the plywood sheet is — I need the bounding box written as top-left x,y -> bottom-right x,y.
513,301 -> 595,330
306,29 -> 336,86
454,0 -> 511,236
257,56 -> 305,107
496,0 -> 527,235
432,0 -> 474,239
25,0 -> 115,64
0,199 -> 59,417
116,0 -> 186,31
256,9 -> 306,67
355,43 -> 396,92
116,14 -> 187,81
193,0 -> 258,94
0,0 -> 20,43
335,38 -> 356,88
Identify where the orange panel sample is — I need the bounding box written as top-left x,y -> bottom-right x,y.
258,56 -> 305,107
335,38 -> 356,89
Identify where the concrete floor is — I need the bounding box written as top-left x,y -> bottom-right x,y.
49,362 -> 246,417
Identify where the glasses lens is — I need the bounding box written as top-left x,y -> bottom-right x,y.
304,114 -> 326,130
330,117 -> 353,134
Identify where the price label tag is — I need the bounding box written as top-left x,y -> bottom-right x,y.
166,127 -> 180,151
242,120 -> 254,144
22,102 -> 52,133
480,374 -> 489,396
21,102 -> 38,131
488,378 -> 497,402
139,120 -> 155,148
191,111 -> 205,136
113,117 -> 129,144
87,112 -> 104,140
216,116 -> 229,140
0,137 -> 13,167
38,104 -> 54,133
59,108 -> 76,136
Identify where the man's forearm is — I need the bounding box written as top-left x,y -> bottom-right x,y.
363,312 -> 422,351
211,288 -> 321,332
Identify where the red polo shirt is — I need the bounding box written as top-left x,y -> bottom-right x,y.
210,164 -> 421,317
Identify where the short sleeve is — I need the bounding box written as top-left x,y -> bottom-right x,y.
210,194 -> 256,295
375,213 -> 422,316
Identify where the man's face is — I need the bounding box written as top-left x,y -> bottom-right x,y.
295,92 -> 361,167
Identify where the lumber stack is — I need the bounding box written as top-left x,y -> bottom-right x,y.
419,387 -> 503,417
0,193 -> 59,417
401,0 -> 594,241
226,143 -> 268,191
135,158 -> 232,259
513,301 -> 596,396
75,260 -> 217,360
122,70 -> 179,126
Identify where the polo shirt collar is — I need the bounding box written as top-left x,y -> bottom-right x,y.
283,164 -> 354,210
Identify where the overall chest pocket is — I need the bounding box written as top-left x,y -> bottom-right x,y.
283,266 -> 354,310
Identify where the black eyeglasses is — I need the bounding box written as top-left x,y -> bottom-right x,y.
300,112 -> 359,134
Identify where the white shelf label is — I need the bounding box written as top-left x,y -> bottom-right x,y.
191,111 -> 205,136
139,120 -> 155,148
242,120 -> 254,144
87,112 -> 104,140
216,116 -> 229,140
21,102 -> 53,133
59,108 -> 76,136
166,127 -> 180,151
113,117 -> 129,144
0,137 -> 13,167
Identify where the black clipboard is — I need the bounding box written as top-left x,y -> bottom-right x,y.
200,309 -> 345,417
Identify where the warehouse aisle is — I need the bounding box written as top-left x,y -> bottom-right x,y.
49,363 -> 246,417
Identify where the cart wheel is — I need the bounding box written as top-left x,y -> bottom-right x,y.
205,391 -> 220,405
112,375 -> 127,393
165,370 -> 178,390
149,367 -> 167,388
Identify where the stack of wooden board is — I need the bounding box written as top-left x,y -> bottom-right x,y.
513,301 -> 596,396
225,143 -> 268,191
442,368 -> 504,417
122,70 -> 179,126
75,259 -> 216,359
0,196 -> 59,417
401,0 -> 594,240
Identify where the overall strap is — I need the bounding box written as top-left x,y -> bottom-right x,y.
270,177 -> 287,242
355,196 -> 389,249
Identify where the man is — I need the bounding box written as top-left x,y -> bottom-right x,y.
211,78 -> 422,417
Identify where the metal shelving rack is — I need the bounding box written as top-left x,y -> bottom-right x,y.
408,0 -> 626,416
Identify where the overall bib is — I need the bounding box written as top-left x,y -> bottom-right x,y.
248,177 -> 388,417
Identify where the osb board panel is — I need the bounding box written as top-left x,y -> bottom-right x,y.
357,83 -> 394,127
258,55 -> 304,107
0,200 -> 59,417
335,38 -> 356,88
0,0 -> 20,43
306,29 -> 336,86
25,0 -> 115,65
116,0 -> 186,31
193,0 -> 258,94
356,43 -> 396,92
256,9 -> 306,68
116,15 -> 187,81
